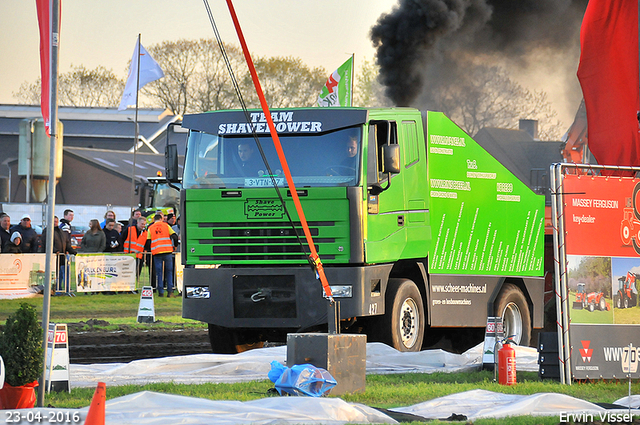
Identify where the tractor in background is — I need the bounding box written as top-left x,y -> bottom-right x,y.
614,272 -> 638,309
573,282 -> 610,312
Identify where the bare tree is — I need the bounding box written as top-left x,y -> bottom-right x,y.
141,39 -> 248,115
247,56 -> 326,108
423,63 -> 564,140
14,65 -> 124,107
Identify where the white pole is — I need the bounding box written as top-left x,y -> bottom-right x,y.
39,0 -> 59,407
129,34 -> 142,212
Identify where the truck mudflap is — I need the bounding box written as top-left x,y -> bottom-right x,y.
182,264 -> 393,329
428,274 -> 544,328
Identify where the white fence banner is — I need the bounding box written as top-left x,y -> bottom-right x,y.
0,253 -> 55,299
75,253 -> 136,292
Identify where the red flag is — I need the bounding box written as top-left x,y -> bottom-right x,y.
577,0 -> 640,167
35,0 -> 60,137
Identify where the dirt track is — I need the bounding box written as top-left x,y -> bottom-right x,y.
67,321 -> 211,364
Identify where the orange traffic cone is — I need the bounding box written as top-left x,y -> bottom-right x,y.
84,382 -> 106,425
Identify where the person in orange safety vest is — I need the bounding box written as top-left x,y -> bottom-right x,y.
147,214 -> 178,297
124,217 -> 148,278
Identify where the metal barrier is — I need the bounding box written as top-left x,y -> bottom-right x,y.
0,251 -> 182,298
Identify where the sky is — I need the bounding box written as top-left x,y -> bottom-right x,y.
0,0 -> 398,104
0,0 -> 580,126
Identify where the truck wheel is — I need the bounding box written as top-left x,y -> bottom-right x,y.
208,324 -> 264,354
599,297 -> 606,311
381,278 -> 425,352
495,283 -> 531,346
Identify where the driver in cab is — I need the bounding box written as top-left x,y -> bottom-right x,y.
235,142 -> 264,177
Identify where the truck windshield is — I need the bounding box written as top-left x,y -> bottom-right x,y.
183,127 -> 362,189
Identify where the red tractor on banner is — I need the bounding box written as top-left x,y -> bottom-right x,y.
614,272 -> 638,309
573,282 -> 610,312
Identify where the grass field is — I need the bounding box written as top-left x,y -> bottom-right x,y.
0,292 -> 203,329
568,291 -> 640,325
43,371 -> 640,425
568,292 -> 614,324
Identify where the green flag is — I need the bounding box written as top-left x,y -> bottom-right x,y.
317,57 -> 353,107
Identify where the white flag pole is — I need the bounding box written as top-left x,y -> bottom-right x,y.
39,0 -> 59,407
129,34 -> 142,211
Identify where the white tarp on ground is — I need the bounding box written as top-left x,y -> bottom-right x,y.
68,342 -> 539,388
3,343 -> 639,425
392,390 -> 640,421
4,390 -> 639,425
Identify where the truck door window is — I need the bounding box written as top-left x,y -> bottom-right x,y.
402,121 -> 419,167
367,121 -> 398,184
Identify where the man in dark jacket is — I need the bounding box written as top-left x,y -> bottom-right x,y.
10,214 -> 39,253
0,213 -> 11,251
41,216 -> 77,291
103,218 -> 123,253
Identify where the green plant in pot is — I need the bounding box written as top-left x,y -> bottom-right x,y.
0,303 -> 44,409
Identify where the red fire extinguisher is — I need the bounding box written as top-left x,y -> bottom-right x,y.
498,340 -> 516,385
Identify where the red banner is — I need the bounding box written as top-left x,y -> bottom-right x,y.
35,0 -> 60,136
577,0 -> 640,167
564,174 -> 640,257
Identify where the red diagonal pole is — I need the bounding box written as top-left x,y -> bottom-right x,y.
225,0 -> 333,301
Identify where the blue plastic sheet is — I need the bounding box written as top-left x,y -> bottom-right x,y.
268,361 -> 337,397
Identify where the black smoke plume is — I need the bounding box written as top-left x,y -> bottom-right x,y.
371,0 -> 588,107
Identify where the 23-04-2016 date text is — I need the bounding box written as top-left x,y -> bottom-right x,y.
5,410 -> 81,423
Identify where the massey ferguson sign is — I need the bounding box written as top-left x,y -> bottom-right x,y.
561,172 -> 640,380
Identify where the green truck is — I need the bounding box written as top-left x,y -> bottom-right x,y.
176,107 -> 545,353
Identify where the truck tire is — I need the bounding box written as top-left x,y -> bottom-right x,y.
381,278 -> 425,352
208,324 -> 264,354
495,283 -> 531,346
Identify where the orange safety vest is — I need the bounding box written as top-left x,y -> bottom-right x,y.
123,226 -> 147,259
148,221 -> 174,255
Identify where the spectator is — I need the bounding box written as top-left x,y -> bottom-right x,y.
4,232 -> 22,253
103,218 -> 122,252
167,213 -> 176,227
123,217 -> 148,278
58,209 -> 76,287
99,210 -> 116,229
41,216 -> 76,291
122,209 -> 142,238
0,213 -> 11,249
59,209 -> 74,234
102,218 -> 122,252
10,214 -> 39,253
147,213 -> 178,297
171,215 -> 180,253
80,219 -> 106,253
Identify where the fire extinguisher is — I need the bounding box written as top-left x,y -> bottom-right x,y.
498,339 -> 516,385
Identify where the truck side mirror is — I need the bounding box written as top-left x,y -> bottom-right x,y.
382,144 -> 400,174
165,144 -> 179,183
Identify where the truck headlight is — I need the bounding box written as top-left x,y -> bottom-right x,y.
186,286 -> 210,299
329,285 -> 352,298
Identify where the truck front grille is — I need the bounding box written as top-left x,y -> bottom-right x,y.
194,221 -> 341,263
